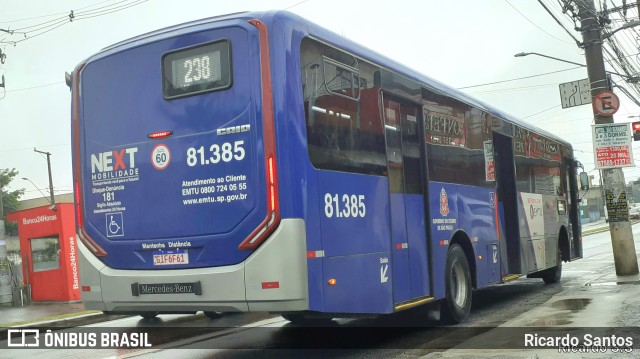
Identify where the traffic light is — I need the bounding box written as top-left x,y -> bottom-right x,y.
634,121 -> 640,141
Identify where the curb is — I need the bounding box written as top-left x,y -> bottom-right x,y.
582,226 -> 610,236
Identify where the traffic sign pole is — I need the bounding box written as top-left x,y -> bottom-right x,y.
579,0 -> 638,276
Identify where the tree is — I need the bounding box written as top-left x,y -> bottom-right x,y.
1,168 -> 25,235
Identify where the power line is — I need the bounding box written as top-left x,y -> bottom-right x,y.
0,0 -> 150,46
0,144 -> 68,153
3,81 -> 64,93
537,0 -> 583,46
467,83 -> 558,95
505,0 -> 573,43
285,0 -> 314,10
521,104 -> 562,119
0,0 -> 118,25
457,66 -> 582,89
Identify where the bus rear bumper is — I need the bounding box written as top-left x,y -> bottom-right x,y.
79,218 -> 309,313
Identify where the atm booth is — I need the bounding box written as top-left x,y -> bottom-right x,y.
7,202 -> 80,302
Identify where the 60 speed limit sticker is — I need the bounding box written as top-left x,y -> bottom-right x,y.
151,144 -> 171,170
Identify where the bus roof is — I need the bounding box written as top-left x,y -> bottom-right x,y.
96,10 -> 572,150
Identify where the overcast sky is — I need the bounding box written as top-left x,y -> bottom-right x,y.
1,0 -> 640,200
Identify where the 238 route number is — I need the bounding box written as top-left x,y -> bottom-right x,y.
324,193 -> 366,218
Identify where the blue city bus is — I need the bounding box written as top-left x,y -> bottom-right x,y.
71,10 -> 583,323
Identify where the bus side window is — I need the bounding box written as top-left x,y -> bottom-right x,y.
301,38 -> 385,176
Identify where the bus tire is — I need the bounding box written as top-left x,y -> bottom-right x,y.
204,311 -> 222,319
139,312 -> 159,319
441,244 -> 472,324
542,249 -> 562,284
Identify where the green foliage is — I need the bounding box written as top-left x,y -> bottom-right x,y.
1,168 -> 25,227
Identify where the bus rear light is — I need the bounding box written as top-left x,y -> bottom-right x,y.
78,229 -> 108,257
81,285 -> 91,292
268,156 -> 276,211
238,20 -> 281,252
148,130 -> 173,139
72,63 -> 107,258
74,182 -> 83,227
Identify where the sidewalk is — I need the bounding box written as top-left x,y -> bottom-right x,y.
581,218 -> 609,235
422,270 -> 640,358
0,301 -> 104,328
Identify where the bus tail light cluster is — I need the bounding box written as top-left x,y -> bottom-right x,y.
268,157 -> 276,211
238,19 -> 281,251
72,65 -> 107,257
238,155 -> 280,250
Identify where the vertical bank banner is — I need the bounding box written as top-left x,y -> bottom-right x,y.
592,123 -> 635,169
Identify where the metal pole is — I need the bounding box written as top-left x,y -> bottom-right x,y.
577,0 -> 639,276
33,148 -> 55,207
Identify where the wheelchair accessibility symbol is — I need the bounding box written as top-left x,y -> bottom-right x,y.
106,212 -> 124,237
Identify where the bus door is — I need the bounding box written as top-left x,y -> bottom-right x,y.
383,95 -> 431,304
563,156 -> 583,259
492,132 -> 523,277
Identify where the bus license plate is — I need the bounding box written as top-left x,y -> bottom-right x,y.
153,249 -> 189,266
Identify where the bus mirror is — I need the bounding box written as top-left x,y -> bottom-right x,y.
579,172 -> 589,191
65,72 -> 72,89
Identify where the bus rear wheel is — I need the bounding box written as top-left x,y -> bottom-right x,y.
204,311 -> 223,319
441,244 -> 472,324
542,249 -> 562,284
139,312 -> 159,319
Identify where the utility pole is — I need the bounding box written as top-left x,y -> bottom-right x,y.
577,0 -> 639,276
33,148 -> 56,208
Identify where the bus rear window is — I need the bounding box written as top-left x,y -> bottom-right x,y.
162,40 -> 232,99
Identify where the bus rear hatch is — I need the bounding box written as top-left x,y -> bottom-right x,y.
74,21 -> 276,270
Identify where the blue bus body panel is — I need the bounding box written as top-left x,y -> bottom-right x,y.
317,171 -> 390,256
79,22 -> 269,269
315,171 -> 393,313
428,182 -> 498,299
404,194 -> 429,299
390,193 -> 411,304
322,252 -> 393,313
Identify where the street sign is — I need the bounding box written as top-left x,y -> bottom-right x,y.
592,90 -> 620,116
592,123 -> 634,169
559,78 -> 591,109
